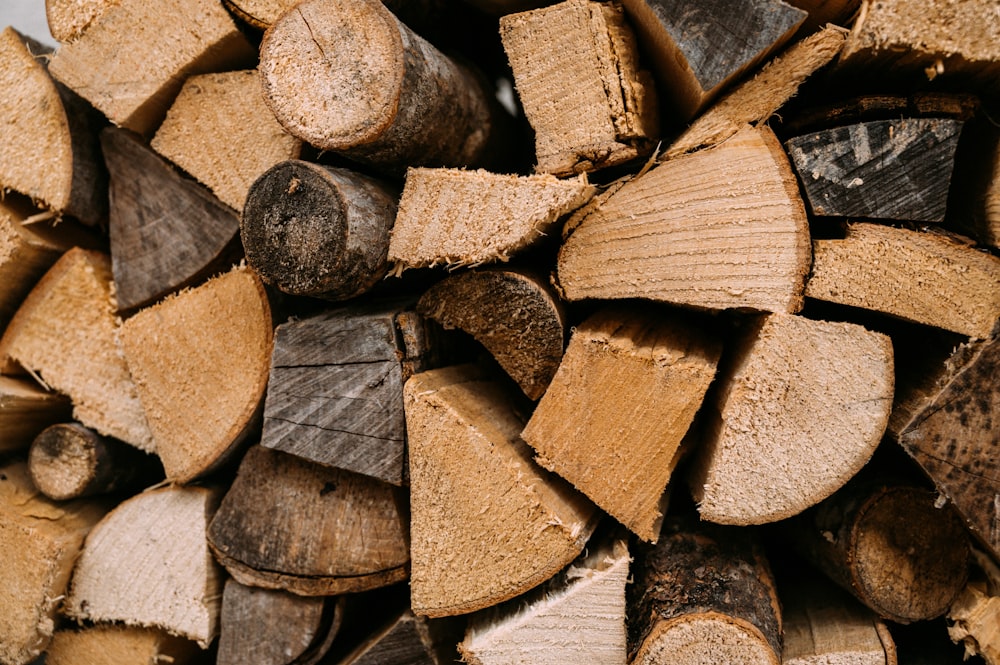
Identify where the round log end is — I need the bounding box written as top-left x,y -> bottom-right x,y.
634,614 -> 780,665
28,423 -> 99,500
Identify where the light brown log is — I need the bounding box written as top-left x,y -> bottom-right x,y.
151,69 -> 303,213
405,364 -> 598,618
500,0 -> 659,176
947,549 -> 1000,665
47,0 -> 256,135
388,168 -> 595,272
0,376 -> 71,453
805,224 -> 1000,339
522,307 -> 721,541
0,248 -> 154,450
690,313 -> 893,525
45,0 -> 120,42
555,126 -> 811,313
45,625 -> 202,665
119,265 -> 273,483
64,485 -> 224,646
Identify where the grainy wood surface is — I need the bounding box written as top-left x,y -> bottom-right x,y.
45,0 -> 120,42
0,376 -> 71,453
45,625 -> 202,665
337,608 -> 460,665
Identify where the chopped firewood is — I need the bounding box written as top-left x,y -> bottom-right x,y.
335,606 -> 462,665
45,0 -> 120,42
947,548 -> 1000,665
0,377 -> 71,453
45,625 -> 202,665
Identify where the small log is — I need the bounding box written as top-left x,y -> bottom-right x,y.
499,0 -> 658,176
459,536 -> 631,665
0,248 -> 154,450
334,606 -> 462,665
45,0 -> 120,42
619,0 -> 805,123
521,307 -> 721,541
47,0 -> 256,135
102,127 -> 243,313
28,422 -> 164,500
555,126 -> 811,314
64,484 -> 224,647
690,313 -> 893,526
405,364 -> 598,617
241,160 -> 398,300
0,376 -> 71,453
388,168 -> 595,272
947,549 -> 1000,665
150,69 -> 303,213
627,518 -> 782,665
262,299 -> 434,485
416,269 -> 566,401
0,462 -> 108,665
119,265 -> 273,483
208,445 -> 410,596
46,625 -> 202,665
805,223 -> 1000,339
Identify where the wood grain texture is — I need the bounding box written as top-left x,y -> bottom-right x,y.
948,115 -> 1000,249
46,625 -> 201,665
0,376 -> 71,453
45,0 -> 121,42
786,0 -> 861,31
405,364 -> 598,618
805,223 -> 1000,338
556,126 -> 811,313
208,445 -> 410,596
102,127 -> 242,313
947,550 -> 1000,665
337,608 -> 461,665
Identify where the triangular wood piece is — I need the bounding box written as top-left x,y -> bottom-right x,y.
335,607 -> 461,665
389,168 -> 595,272
0,376 -> 71,453
405,364 -> 598,617
46,625 -> 202,665
120,265 -> 273,483
556,126 -> 811,313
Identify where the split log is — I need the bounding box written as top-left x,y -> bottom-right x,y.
404,364 -> 598,617
555,126 -> 811,314
333,606 -> 462,665
416,269 -> 566,401
64,484 -> 224,647
690,313 -> 893,525
0,27 -> 106,225
119,265 -> 273,483
627,518 -> 782,665
0,462 -> 108,665
948,114 -> 1000,249
150,69 -> 303,213
208,445 -> 410,595
947,549 -> 1000,665
388,168 -> 595,272
784,118 -> 963,222
45,625 -> 202,665
459,535 -> 630,665
102,127 -> 243,313
521,307 -> 721,541
0,248 -> 154,450
45,0 -> 120,42
776,92 -> 979,136
499,0 -> 658,176
0,377 -> 71,453
620,0 -> 806,123
47,0 -> 256,135
805,223 -> 1000,338
262,299 -> 434,485
241,161 -> 398,300
28,422 -> 164,500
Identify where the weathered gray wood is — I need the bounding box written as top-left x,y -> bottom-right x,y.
334,608 -> 461,665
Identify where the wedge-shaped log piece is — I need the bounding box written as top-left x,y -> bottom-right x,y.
620,0 -> 805,123
691,313 -> 893,525
335,606 -> 462,665
405,364 -> 598,617
0,248 -> 154,450
102,128 -> 242,313
46,625 -> 201,665
46,0 -> 121,42
0,462 -> 108,665
627,518 -> 782,665
151,70 -> 303,213
500,0 -> 658,176
522,308 -> 721,540
460,536 -> 630,665
262,299 -> 434,485
0,377 -> 71,453
389,168 -> 595,271
120,265 -> 273,483
65,485 -> 223,646
556,126 -> 811,313
208,445 -> 410,595
417,270 -> 566,400
0,27 -> 106,225
806,223 -> 1000,338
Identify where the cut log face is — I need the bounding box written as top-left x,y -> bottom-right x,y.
691,313 -> 893,526
208,445 -> 410,596
500,0 -> 659,176
223,0 -> 297,29
64,485 -> 223,646
0,248 -> 154,450
405,364 -> 598,618
45,0 -> 122,42
150,70 -> 303,213
45,625 -> 201,665
388,168 -> 595,272
119,265 -> 273,483
460,536 -> 630,665
0,376 -> 71,453
806,223 -> 1000,339
556,126 -> 811,313
521,307 -> 722,541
